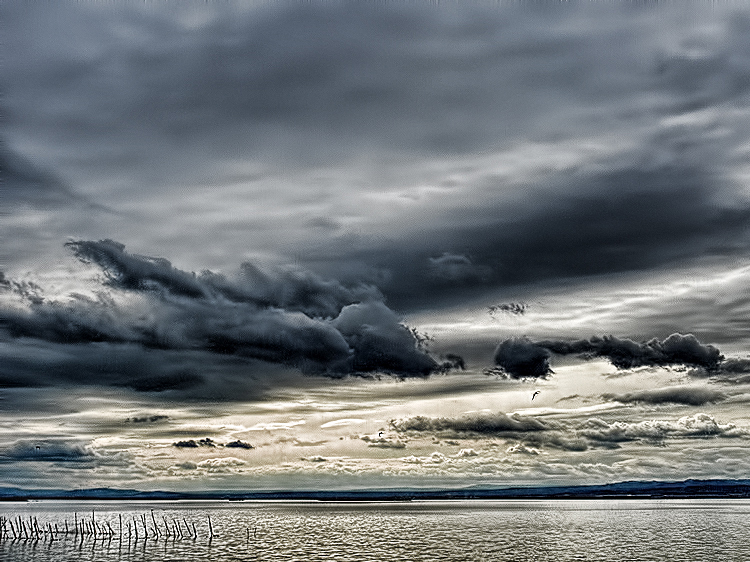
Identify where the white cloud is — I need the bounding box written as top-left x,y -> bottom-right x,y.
321,418 -> 366,428
247,420 -> 306,431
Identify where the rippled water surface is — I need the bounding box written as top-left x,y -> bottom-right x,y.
2,499 -> 750,561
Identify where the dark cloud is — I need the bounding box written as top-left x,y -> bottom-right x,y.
225,440 -> 254,450
173,438 -> 215,449
442,353 -> 466,371
492,333 -> 724,378
126,372 -> 204,393
353,165 -> 750,312
0,336 -> 330,403
67,239 -> 210,299
0,340 -> 212,393
331,301 -> 437,376
541,333 -> 723,370
604,387 -> 727,406
67,239 -> 380,318
173,438 -> 256,449
0,240 -> 438,393
491,338 -> 553,379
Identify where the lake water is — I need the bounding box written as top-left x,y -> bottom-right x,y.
1,499 -> 749,561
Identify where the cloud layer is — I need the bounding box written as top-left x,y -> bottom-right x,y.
6,3 -> 750,316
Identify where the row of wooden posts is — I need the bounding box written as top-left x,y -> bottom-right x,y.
0,511 -> 217,542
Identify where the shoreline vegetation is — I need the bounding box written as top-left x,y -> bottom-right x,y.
2,479 -> 750,502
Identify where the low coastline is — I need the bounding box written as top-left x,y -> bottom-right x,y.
3,479 -> 750,502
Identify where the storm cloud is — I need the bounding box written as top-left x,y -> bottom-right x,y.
67,239 -> 380,318
491,338 -> 553,380
0,240 -> 438,391
492,334 -> 724,378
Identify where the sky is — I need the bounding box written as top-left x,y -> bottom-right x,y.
4,1 -> 750,492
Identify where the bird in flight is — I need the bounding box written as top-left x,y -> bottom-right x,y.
532,390 -> 541,401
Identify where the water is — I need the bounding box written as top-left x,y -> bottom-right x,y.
1,499 -> 749,561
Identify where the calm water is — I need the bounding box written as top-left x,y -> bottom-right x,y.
1,499 -> 749,561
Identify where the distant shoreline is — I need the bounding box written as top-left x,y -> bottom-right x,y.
3,479 -> 750,502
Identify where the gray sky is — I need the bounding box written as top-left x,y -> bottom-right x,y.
4,2 -> 750,491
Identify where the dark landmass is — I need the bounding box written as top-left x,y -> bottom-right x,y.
3,479 -> 750,502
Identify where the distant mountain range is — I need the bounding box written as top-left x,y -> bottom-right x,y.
3,479 -> 750,501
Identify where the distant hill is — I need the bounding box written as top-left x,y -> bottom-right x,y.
3,479 -> 750,501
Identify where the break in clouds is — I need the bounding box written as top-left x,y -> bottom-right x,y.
0,240 -> 446,392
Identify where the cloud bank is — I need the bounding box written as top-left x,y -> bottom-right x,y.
390,411 -> 748,452
0,240 -> 440,392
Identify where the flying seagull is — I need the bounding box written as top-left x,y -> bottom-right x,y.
532,390 -> 540,401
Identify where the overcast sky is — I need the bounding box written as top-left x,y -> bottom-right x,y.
5,2 -> 750,492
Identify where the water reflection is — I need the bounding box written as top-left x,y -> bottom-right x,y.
2,500 -> 750,561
